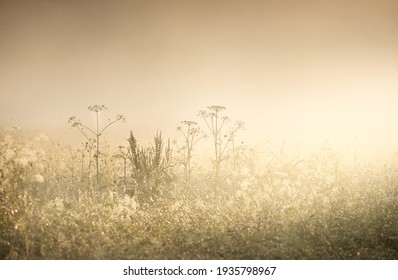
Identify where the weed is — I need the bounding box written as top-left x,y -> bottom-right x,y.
127,131 -> 173,204
199,106 -> 245,188
68,105 -> 125,186
176,120 -> 206,185
1,108 -> 398,260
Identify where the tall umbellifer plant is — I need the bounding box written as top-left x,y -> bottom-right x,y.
127,131 -> 173,203
176,120 -> 205,185
68,105 -> 125,186
199,106 -> 245,187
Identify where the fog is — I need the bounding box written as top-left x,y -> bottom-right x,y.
1,0 -> 398,158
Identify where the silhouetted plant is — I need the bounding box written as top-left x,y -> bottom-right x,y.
127,131 -> 173,203
68,105 -> 125,186
199,106 -> 245,187
176,120 -> 206,185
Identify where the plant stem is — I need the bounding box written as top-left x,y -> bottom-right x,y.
96,111 -> 100,186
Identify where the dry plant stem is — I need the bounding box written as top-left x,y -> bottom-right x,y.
127,131 -> 172,203
68,105 -> 125,186
177,121 -> 205,186
200,105 -> 242,189
200,107 -> 225,187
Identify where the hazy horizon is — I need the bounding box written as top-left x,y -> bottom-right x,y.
1,0 -> 398,155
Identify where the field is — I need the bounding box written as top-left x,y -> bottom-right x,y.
1,124 -> 398,260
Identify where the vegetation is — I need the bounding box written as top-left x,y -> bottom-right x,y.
127,131 -> 173,204
176,120 -> 205,185
0,106 -> 397,260
198,106 -> 245,188
68,105 -> 125,185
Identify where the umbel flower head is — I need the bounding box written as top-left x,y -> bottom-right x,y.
88,105 -> 107,112
208,105 -> 226,112
182,120 -> 197,126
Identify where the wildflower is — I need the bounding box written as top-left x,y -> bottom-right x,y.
32,174 -> 44,183
182,120 -> 197,126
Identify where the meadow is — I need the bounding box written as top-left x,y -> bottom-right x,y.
1,107 -> 398,259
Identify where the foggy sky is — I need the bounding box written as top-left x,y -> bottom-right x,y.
1,0 -> 398,151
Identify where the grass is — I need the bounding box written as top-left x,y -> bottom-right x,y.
1,127 -> 397,259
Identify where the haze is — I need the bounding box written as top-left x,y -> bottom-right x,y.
1,0 -> 398,156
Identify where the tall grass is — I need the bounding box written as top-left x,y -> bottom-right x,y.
0,127 -> 397,259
